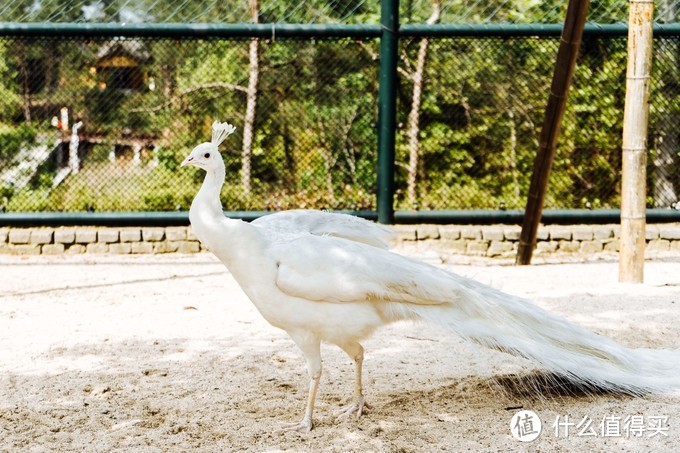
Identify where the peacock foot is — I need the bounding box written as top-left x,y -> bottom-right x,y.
275,417 -> 313,433
333,396 -> 371,420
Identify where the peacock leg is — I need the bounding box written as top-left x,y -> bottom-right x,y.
334,341 -> 371,419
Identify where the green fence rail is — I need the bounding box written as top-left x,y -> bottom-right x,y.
0,20 -> 678,225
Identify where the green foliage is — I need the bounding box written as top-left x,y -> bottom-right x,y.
0,16 -> 675,212
0,42 -> 21,123
0,123 -> 36,161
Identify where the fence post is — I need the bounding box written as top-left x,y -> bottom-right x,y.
619,0 -> 654,283
377,0 -> 399,224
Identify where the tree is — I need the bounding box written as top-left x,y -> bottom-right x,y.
405,0 -> 440,208
241,0 -> 260,195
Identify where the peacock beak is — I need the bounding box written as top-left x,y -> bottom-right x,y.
180,156 -> 194,167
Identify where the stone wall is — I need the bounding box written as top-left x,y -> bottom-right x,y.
0,227 -> 202,255
392,224 -> 680,258
1,224 -> 679,257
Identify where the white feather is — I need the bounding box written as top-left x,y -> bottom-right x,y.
211,121 -> 236,147
252,210 -> 395,249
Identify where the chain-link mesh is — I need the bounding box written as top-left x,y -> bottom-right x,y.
2,0 -> 677,24
396,34 -> 679,210
0,33 -> 678,212
0,37 -> 379,212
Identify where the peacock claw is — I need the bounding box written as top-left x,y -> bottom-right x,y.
275,418 -> 313,433
334,396 -> 370,419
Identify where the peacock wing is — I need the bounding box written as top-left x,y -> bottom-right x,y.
270,235 -> 456,305
253,210 -> 395,249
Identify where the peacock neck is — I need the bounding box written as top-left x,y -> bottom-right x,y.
189,163 -> 258,266
193,165 -> 226,219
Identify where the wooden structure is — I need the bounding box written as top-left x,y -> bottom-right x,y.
620,0 -> 655,283
95,40 -> 151,91
516,0 -> 590,265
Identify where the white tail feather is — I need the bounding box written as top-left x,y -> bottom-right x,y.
212,121 -> 237,147
398,273 -> 680,395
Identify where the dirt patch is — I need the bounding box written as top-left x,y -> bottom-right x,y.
1,254 -> 679,451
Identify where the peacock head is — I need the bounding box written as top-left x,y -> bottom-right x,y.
181,121 -> 236,171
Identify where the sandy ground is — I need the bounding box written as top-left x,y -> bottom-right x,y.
1,250 -> 679,452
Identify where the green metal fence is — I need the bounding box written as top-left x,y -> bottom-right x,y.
0,22 -> 678,223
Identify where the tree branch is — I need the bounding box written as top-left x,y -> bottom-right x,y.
131,82 -> 247,113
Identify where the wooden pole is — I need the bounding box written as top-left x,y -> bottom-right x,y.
515,0 -> 590,265
620,0 -> 654,283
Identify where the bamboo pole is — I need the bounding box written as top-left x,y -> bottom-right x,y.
619,0 -> 654,283
516,0 -> 590,265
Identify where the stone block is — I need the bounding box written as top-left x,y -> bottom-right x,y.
535,228 -> 549,241
659,226 -> 680,240
442,240 -> 466,254
645,226 -> 659,240
417,226 -> 440,240
481,227 -> 504,241
98,229 -> 120,243
30,229 -> 54,244
164,242 -> 181,253
593,227 -> 614,240
54,229 -> 76,244
131,242 -> 153,254
187,227 -> 198,241
647,239 -> 670,252
143,228 -> 166,242
0,228 -> 8,243
394,226 -> 416,241
109,243 -> 131,254
467,240 -> 489,255
0,244 -> 11,254
550,229 -> 572,241
12,244 -> 41,255
152,242 -> 171,254
580,240 -> 603,254
76,229 -> 97,244
86,243 -> 109,254
572,227 -> 594,241
671,241 -> 680,253
487,241 -> 513,257
558,241 -> 580,253
65,244 -> 86,254
503,227 -> 521,241
536,241 -> 558,253
42,244 -> 65,255
604,239 -> 620,252
120,228 -> 141,243
9,229 -> 30,244
9,244 -> 35,255
439,226 -> 460,241
461,228 -> 482,240
166,227 -> 187,241
177,241 -> 200,253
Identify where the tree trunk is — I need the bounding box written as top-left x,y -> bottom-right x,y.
44,41 -> 57,95
241,0 -> 260,195
406,0 -> 440,208
18,41 -> 31,124
508,110 -> 520,202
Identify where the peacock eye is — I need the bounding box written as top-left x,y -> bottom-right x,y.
204,153 -> 210,158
